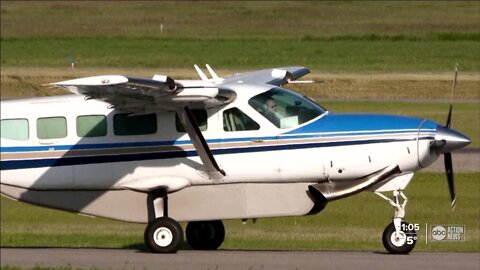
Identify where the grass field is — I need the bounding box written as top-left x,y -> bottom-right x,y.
1,2 -> 479,71
2,37 -> 479,72
2,2 -> 479,39
1,173 -> 479,252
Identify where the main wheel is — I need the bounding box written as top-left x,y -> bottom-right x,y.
382,221 -> 417,254
186,220 -> 225,250
144,217 -> 183,253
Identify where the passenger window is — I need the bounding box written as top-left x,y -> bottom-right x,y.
223,108 -> 260,132
0,118 -> 29,141
76,115 -> 107,137
113,113 -> 157,136
175,110 -> 208,132
37,117 -> 67,139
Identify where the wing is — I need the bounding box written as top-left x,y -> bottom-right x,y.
221,66 -> 310,86
51,74 -> 229,181
51,75 -> 234,113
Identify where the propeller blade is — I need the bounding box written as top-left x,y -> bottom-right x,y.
445,104 -> 453,128
446,64 -> 458,128
444,152 -> 456,209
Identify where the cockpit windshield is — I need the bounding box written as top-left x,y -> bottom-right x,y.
248,87 -> 326,129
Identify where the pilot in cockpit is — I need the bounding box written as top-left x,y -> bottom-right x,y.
266,98 -> 277,113
265,97 -> 280,127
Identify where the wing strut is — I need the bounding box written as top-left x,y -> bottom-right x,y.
178,106 -> 225,180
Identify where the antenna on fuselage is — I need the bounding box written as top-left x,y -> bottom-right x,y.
194,64 -> 224,83
205,64 -> 219,81
194,64 -> 209,81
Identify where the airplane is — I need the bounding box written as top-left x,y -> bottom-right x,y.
0,65 -> 471,254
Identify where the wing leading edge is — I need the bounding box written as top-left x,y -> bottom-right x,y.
52,74 -> 233,113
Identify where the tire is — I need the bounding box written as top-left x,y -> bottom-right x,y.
382,221 -> 417,254
186,220 -> 225,250
144,217 -> 183,253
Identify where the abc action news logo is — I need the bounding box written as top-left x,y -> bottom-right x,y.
430,225 -> 466,241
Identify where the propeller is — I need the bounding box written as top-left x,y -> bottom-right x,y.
430,64 -> 470,209
444,64 -> 459,209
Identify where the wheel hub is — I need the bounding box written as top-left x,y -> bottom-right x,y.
153,227 -> 173,247
390,231 -> 407,247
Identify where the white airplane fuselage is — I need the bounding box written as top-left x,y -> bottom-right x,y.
0,83 -> 450,223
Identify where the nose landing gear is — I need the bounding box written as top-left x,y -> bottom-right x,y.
376,190 -> 418,254
382,220 -> 417,254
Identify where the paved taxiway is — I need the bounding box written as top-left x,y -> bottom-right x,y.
1,248 -> 479,270
424,149 -> 479,173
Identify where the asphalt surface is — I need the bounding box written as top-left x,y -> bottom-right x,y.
1,248 -> 479,270
423,149 -> 479,172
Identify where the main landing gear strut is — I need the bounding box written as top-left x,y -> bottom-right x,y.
143,190 -> 226,253
144,190 -> 183,253
376,190 -> 417,254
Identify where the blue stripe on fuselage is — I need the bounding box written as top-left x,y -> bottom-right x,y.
0,137 -> 433,170
285,113 -> 435,135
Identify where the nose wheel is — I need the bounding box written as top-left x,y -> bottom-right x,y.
382,220 -> 417,254
376,190 -> 417,254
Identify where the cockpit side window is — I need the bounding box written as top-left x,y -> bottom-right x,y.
248,87 -> 325,129
223,107 -> 260,132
